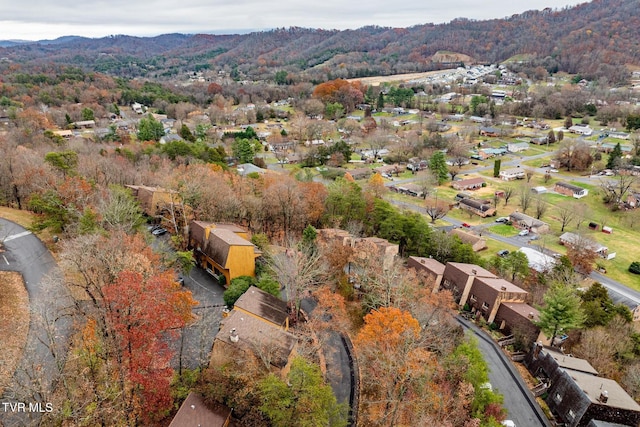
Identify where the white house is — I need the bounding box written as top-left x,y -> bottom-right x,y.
499,167 -> 525,181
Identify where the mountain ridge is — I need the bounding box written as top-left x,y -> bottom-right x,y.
0,0 -> 637,82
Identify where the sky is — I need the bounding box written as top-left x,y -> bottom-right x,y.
0,0 -> 587,41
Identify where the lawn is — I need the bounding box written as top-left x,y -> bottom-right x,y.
0,271 -> 29,396
0,207 -> 35,229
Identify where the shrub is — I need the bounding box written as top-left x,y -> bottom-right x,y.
629,262 -> 640,275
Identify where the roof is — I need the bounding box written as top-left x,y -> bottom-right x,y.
555,181 -> 586,192
237,163 -> 267,176
169,392 -> 231,427
499,302 -> 540,322
451,228 -> 486,247
453,177 -> 485,186
474,277 -> 527,294
559,232 -> 607,253
509,212 -> 547,228
564,370 -> 640,412
234,286 -> 288,326
459,198 -> 493,212
216,309 -> 297,368
408,256 -> 445,275
501,167 -> 525,175
204,229 -> 256,268
543,347 -> 599,375
518,247 -> 556,272
446,262 -> 496,278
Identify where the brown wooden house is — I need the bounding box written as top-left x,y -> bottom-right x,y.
407,256 -> 445,292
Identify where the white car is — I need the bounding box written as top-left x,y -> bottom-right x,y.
518,229 -> 530,236
502,421 -> 516,427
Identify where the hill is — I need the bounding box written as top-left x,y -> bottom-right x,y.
0,0 -> 638,82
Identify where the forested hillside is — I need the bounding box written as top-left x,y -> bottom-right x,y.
0,0 -> 638,82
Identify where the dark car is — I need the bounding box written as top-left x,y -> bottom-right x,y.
497,249 -> 510,257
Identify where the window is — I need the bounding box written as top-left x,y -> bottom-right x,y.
567,409 -> 575,420
470,294 -> 477,302
481,302 -> 489,311
555,393 -> 562,403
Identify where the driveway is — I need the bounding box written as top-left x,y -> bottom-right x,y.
169,266 -> 226,371
456,316 -> 550,427
0,218 -> 72,427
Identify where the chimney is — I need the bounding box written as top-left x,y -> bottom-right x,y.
471,269 -> 477,275
500,286 -> 507,291
528,312 -> 535,319
599,390 -> 608,404
421,259 -> 426,264
230,328 -> 239,343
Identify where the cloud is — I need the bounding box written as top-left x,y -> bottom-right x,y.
0,0 -> 586,40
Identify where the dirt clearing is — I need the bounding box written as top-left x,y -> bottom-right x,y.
0,271 -> 29,396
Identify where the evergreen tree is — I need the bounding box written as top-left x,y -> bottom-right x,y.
493,159 -> 501,178
377,92 -> 384,110
606,142 -> 623,169
137,115 -> 164,142
179,124 -> 196,142
536,284 -> 585,346
232,138 -> 255,164
429,151 -> 449,185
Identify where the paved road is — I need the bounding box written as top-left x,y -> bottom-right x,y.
456,316 -> 550,427
168,266 -> 226,371
0,219 -> 72,427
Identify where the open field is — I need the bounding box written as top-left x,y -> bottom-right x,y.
0,271 -> 29,396
347,69 -> 455,86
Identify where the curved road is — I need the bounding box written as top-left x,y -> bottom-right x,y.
456,316 -> 550,427
0,218 -> 72,427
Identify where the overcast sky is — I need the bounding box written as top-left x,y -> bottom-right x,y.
1,0 -> 587,41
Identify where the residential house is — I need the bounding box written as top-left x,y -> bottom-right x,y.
507,142 -> 530,153
375,164 -> 401,176
347,168 -> 373,180
452,177 -> 485,191
440,262 -> 496,307
212,309 -> 298,375
499,167 -> 525,181
159,133 -> 184,145
479,148 -> 508,159
169,392 -> 231,427
131,102 -> 144,114
450,228 -> 487,252
518,247 -> 557,273
530,136 -> 550,145
467,277 -> 528,324
458,198 -> 496,217
626,193 -> 640,208
317,229 -> 399,271
189,221 -> 261,286
559,232 -> 608,258
234,286 -> 290,331
126,184 -> 181,217
555,181 -> 589,198
72,120 -> 95,129
509,212 -> 550,234
569,124 -> 593,136
479,127 -> 499,137
392,183 -> 424,198
525,344 -> 640,427
51,129 -> 74,139
407,256 -> 445,292
493,302 -> 541,343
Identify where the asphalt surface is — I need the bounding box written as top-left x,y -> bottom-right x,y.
456,316 -> 551,427
168,266 -> 226,371
0,218 -> 72,427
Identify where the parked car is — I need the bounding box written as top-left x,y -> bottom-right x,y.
518,229 -> 530,236
152,227 -> 167,236
502,421 -> 516,427
176,275 -> 185,286
497,249 -> 510,257
529,234 -> 540,241
495,217 -> 509,223
461,222 -> 471,228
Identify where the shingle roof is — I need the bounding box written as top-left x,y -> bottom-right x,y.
565,370 -> 640,412
169,392 -> 231,427
234,286 -> 288,327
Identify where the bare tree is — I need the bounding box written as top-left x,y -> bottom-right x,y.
519,184 -> 533,213
600,174 -> 636,206
534,196 -> 548,220
556,202 -> 576,232
525,168 -> 535,183
503,187 -> 514,206
574,203 -> 589,229
424,198 -> 450,223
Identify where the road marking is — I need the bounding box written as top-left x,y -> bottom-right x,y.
4,230 -> 32,242
2,255 -> 8,265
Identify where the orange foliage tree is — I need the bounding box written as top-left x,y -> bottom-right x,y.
355,307 -> 436,426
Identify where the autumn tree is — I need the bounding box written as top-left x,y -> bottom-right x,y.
536,284 -> 585,347
259,357 -> 347,427
356,307 -> 435,426
565,233 -> 599,274
367,172 -> 387,198
556,139 -> 593,171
